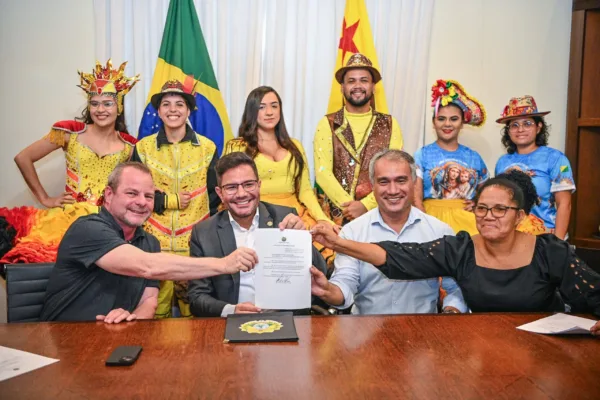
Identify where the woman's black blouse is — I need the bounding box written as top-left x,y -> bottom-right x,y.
376,233 -> 600,316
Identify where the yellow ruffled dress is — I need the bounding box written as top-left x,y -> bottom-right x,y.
1,122 -> 134,265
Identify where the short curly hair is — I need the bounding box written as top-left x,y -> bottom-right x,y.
474,169 -> 539,214
501,116 -> 550,154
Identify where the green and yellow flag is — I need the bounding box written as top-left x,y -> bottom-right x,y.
138,0 -> 232,155
326,0 -> 388,114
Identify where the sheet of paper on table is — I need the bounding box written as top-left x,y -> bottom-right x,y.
0,346 -> 59,382
516,313 -> 598,335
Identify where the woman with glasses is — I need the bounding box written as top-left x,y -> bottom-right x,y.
413,80 -> 489,236
224,86 -> 336,262
495,96 -> 575,239
3,60 -> 139,265
310,169 -> 600,322
14,60 -> 139,208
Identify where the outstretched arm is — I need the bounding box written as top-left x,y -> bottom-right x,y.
311,223 -> 386,266
96,244 -> 258,281
312,223 -> 463,280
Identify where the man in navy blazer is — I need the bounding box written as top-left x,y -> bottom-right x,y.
188,152 -> 328,317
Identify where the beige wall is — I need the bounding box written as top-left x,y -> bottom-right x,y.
0,0 -> 95,207
426,0 -> 572,173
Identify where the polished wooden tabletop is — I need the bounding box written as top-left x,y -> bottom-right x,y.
1,313 -> 599,399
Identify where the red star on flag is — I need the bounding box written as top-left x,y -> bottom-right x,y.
339,18 -> 360,63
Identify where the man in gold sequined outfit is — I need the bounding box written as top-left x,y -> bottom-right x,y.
314,54 -> 403,225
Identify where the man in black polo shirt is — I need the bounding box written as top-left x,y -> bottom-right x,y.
41,162 -> 257,323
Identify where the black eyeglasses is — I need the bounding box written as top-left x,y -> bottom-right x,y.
474,205 -> 520,218
221,180 -> 258,195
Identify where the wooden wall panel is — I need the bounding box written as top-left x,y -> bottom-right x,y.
573,128 -> 600,246
567,4 -> 600,247
573,0 -> 600,11
566,10 -> 585,242
580,10 -> 600,118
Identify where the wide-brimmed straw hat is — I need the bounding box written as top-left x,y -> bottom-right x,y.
496,95 -> 550,124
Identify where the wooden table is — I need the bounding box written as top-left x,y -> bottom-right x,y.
1,314 -> 599,399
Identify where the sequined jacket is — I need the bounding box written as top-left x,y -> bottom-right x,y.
326,109 -> 392,201
132,126 -> 219,253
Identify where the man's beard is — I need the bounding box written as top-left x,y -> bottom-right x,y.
120,209 -> 151,228
344,91 -> 372,107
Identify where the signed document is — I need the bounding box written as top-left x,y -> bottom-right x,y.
254,228 -> 312,310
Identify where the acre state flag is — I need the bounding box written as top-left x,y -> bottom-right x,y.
326,0 -> 388,114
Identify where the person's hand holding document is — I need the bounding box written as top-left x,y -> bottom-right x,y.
517,313 -> 600,336
253,228 -> 312,310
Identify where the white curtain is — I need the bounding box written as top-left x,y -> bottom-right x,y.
93,0 -> 435,178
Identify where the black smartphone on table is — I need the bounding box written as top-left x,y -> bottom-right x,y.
105,346 -> 143,366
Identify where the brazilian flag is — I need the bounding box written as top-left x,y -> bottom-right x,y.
138,0 -> 232,155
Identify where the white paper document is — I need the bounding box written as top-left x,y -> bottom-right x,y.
254,228 -> 312,310
0,346 -> 59,382
516,313 -> 598,335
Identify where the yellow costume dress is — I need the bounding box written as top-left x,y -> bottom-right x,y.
1,121 -> 135,264
47,121 -> 136,203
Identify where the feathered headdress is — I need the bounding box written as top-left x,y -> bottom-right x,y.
78,59 -> 140,114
